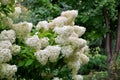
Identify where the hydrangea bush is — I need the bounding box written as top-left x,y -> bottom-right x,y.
0,1 -> 89,80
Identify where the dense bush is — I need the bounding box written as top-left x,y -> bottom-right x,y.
83,71 -> 108,80
0,1 -> 89,80
79,53 -> 107,75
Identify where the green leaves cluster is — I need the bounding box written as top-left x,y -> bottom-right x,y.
0,0 -> 15,15
83,71 -> 108,80
22,0 -> 61,24
0,0 -> 15,32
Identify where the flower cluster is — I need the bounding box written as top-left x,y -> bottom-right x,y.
51,10 -> 89,78
34,45 -> 61,65
0,29 -> 16,43
11,21 -> 33,39
25,35 -> 41,50
33,10 -> 89,80
0,29 -> 20,79
0,63 -> 17,79
36,21 -> 49,31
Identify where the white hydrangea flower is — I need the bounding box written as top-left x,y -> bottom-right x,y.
67,60 -> 81,69
81,45 -> 89,53
45,45 -> 61,62
25,35 -> 41,50
73,26 -> 86,37
0,0 -> 11,5
34,50 -> 49,65
10,7 -> 22,18
0,29 -> 16,43
26,22 -> 33,32
61,10 -> 78,26
79,53 -> 89,64
68,37 -> 87,48
61,45 -> 74,58
2,17 -> 13,27
76,45 -> 89,54
67,60 -> 81,75
10,44 -> 21,55
12,21 -> 33,38
0,63 -> 17,79
71,32 -> 79,37
61,10 -> 78,19
36,21 -> 49,31
40,37 -> 49,48
15,7 -> 22,14
53,26 -> 74,38
64,52 -> 80,64
15,0 -> 17,3
73,75 -> 83,80
55,35 -> 68,45
49,16 -> 68,28
0,48 -> 12,63
0,40 -> 12,49
52,77 -> 62,80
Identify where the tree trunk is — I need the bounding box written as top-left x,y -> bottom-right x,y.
102,7 -> 120,80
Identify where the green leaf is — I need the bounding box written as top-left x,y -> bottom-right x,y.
25,59 -> 34,66
18,61 -> 25,67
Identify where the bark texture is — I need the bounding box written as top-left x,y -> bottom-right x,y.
102,7 -> 120,80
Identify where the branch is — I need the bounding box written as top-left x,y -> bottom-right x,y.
102,8 -> 112,62
109,19 -> 113,53
114,8 -> 120,59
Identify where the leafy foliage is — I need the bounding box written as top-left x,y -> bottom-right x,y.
79,53 -> 107,75
0,0 -> 15,31
21,0 -> 61,24
83,71 -> 108,80
0,0 -> 15,15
